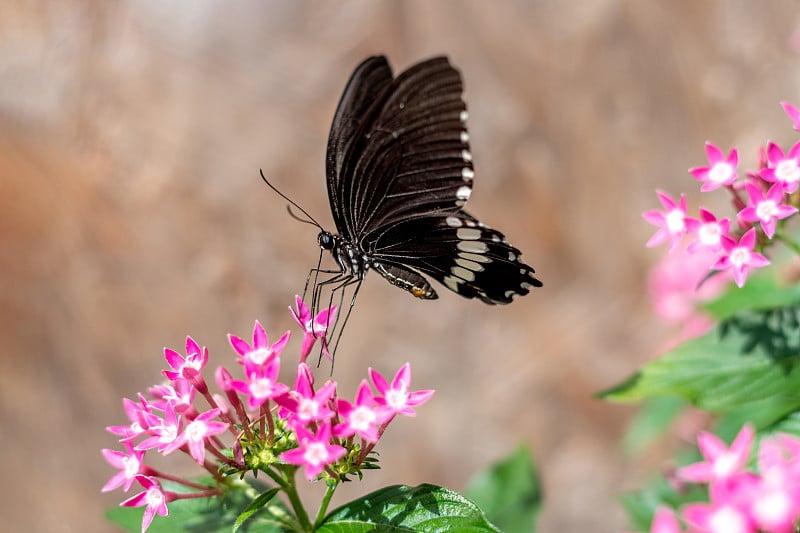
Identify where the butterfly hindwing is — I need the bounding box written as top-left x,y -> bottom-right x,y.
369,212 -> 541,304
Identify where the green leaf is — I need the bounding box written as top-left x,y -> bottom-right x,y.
233,487 -> 280,532
318,484 -> 500,533
600,315 -> 800,413
621,396 -> 686,455
704,275 -> 800,321
464,445 -> 541,533
106,479 -> 289,533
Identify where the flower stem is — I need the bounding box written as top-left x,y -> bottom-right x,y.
280,469 -> 313,532
314,480 -> 339,528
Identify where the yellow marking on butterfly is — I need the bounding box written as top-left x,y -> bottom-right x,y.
411,287 -> 428,298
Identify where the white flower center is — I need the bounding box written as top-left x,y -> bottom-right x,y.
185,420 -> 205,442
709,505 -> 748,533
756,200 -> 779,221
698,222 -> 723,246
709,162 -> 733,183
251,378 -> 276,399
248,348 -> 270,365
729,247 -> 750,268
123,455 -> 140,478
775,159 -> 800,184
298,398 -> 320,420
145,486 -> 165,508
753,490 -> 791,525
666,209 -> 685,233
349,406 -> 376,431
304,442 -> 328,466
385,385 -> 409,410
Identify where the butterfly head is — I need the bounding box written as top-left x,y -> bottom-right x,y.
317,231 -> 336,251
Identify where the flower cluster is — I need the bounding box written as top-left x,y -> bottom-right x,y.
102,297 -> 434,533
643,102 -> 800,289
646,424 -> 800,533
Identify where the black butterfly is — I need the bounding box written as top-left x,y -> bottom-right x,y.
263,55 -> 541,347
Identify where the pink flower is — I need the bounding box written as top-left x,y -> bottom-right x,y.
677,424 -> 755,484
162,336 -> 208,382
780,101 -> 800,132
121,475 -> 172,533
738,183 -> 797,239
650,507 -> 683,533
230,356 -> 289,410
334,380 -> 393,443
685,208 -> 730,253
760,141 -> 800,193
682,500 -> 754,533
275,363 -> 337,425
228,320 -> 290,367
711,229 -> 770,288
102,444 -> 145,492
370,363 -> 435,417
643,191 -> 689,251
135,402 -> 182,454
279,421 -> 346,480
289,296 -> 337,362
106,396 -> 159,443
162,408 -> 228,464
747,437 -> 800,533
689,142 -> 739,192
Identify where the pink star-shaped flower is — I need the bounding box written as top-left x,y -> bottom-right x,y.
747,437 -> 800,533
738,183 -> 797,239
689,142 -> 739,192
677,424 -> 755,484
760,141 -> 800,193
685,208 -> 730,253
711,229 -> 770,288
102,443 -> 145,493
334,380 -> 393,443
279,421 -> 346,480
650,507 -> 683,533
121,475 -> 173,533
643,191 -> 689,252
161,408 -> 229,464
289,296 -> 337,362
275,363 -> 337,425
162,336 -> 208,382
228,320 -> 290,367
780,101 -> 800,132
370,363 -> 434,417
230,356 -> 289,410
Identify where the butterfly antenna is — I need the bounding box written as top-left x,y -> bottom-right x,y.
259,169 -> 323,229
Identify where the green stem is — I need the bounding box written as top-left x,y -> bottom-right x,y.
281,469 -> 313,532
314,480 -> 339,528
775,232 -> 800,256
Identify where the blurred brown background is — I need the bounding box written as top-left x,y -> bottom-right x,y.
2,1 -> 800,532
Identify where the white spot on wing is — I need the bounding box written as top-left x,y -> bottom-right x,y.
444,276 -> 460,292
456,186 -> 471,201
457,241 -> 488,253
451,266 -> 476,282
462,168 -> 474,181
459,252 -> 491,263
446,216 -> 462,227
455,257 -> 485,272
456,228 -> 482,240
462,150 -> 472,162
460,110 -> 469,122
460,131 -> 469,143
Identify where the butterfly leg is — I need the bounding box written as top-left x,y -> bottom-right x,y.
327,277 -> 363,370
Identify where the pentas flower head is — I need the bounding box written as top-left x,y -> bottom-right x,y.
738,183 -> 797,239
334,380 -> 394,443
135,401 -> 182,454
643,191 -> 689,252
760,141 -> 800,193
748,437 -> 800,533
689,142 -> 739,192
121,476 -> 173,533
781,101 -> 800,131
685,208 -> 730,253
163,408 -> 228,464
279,421 -> 346,481
370,363 -> 435,416
711,229 -> 770,288
162,336 -> 208,382
289,296 -> 337,362
228,320 -> 290,367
